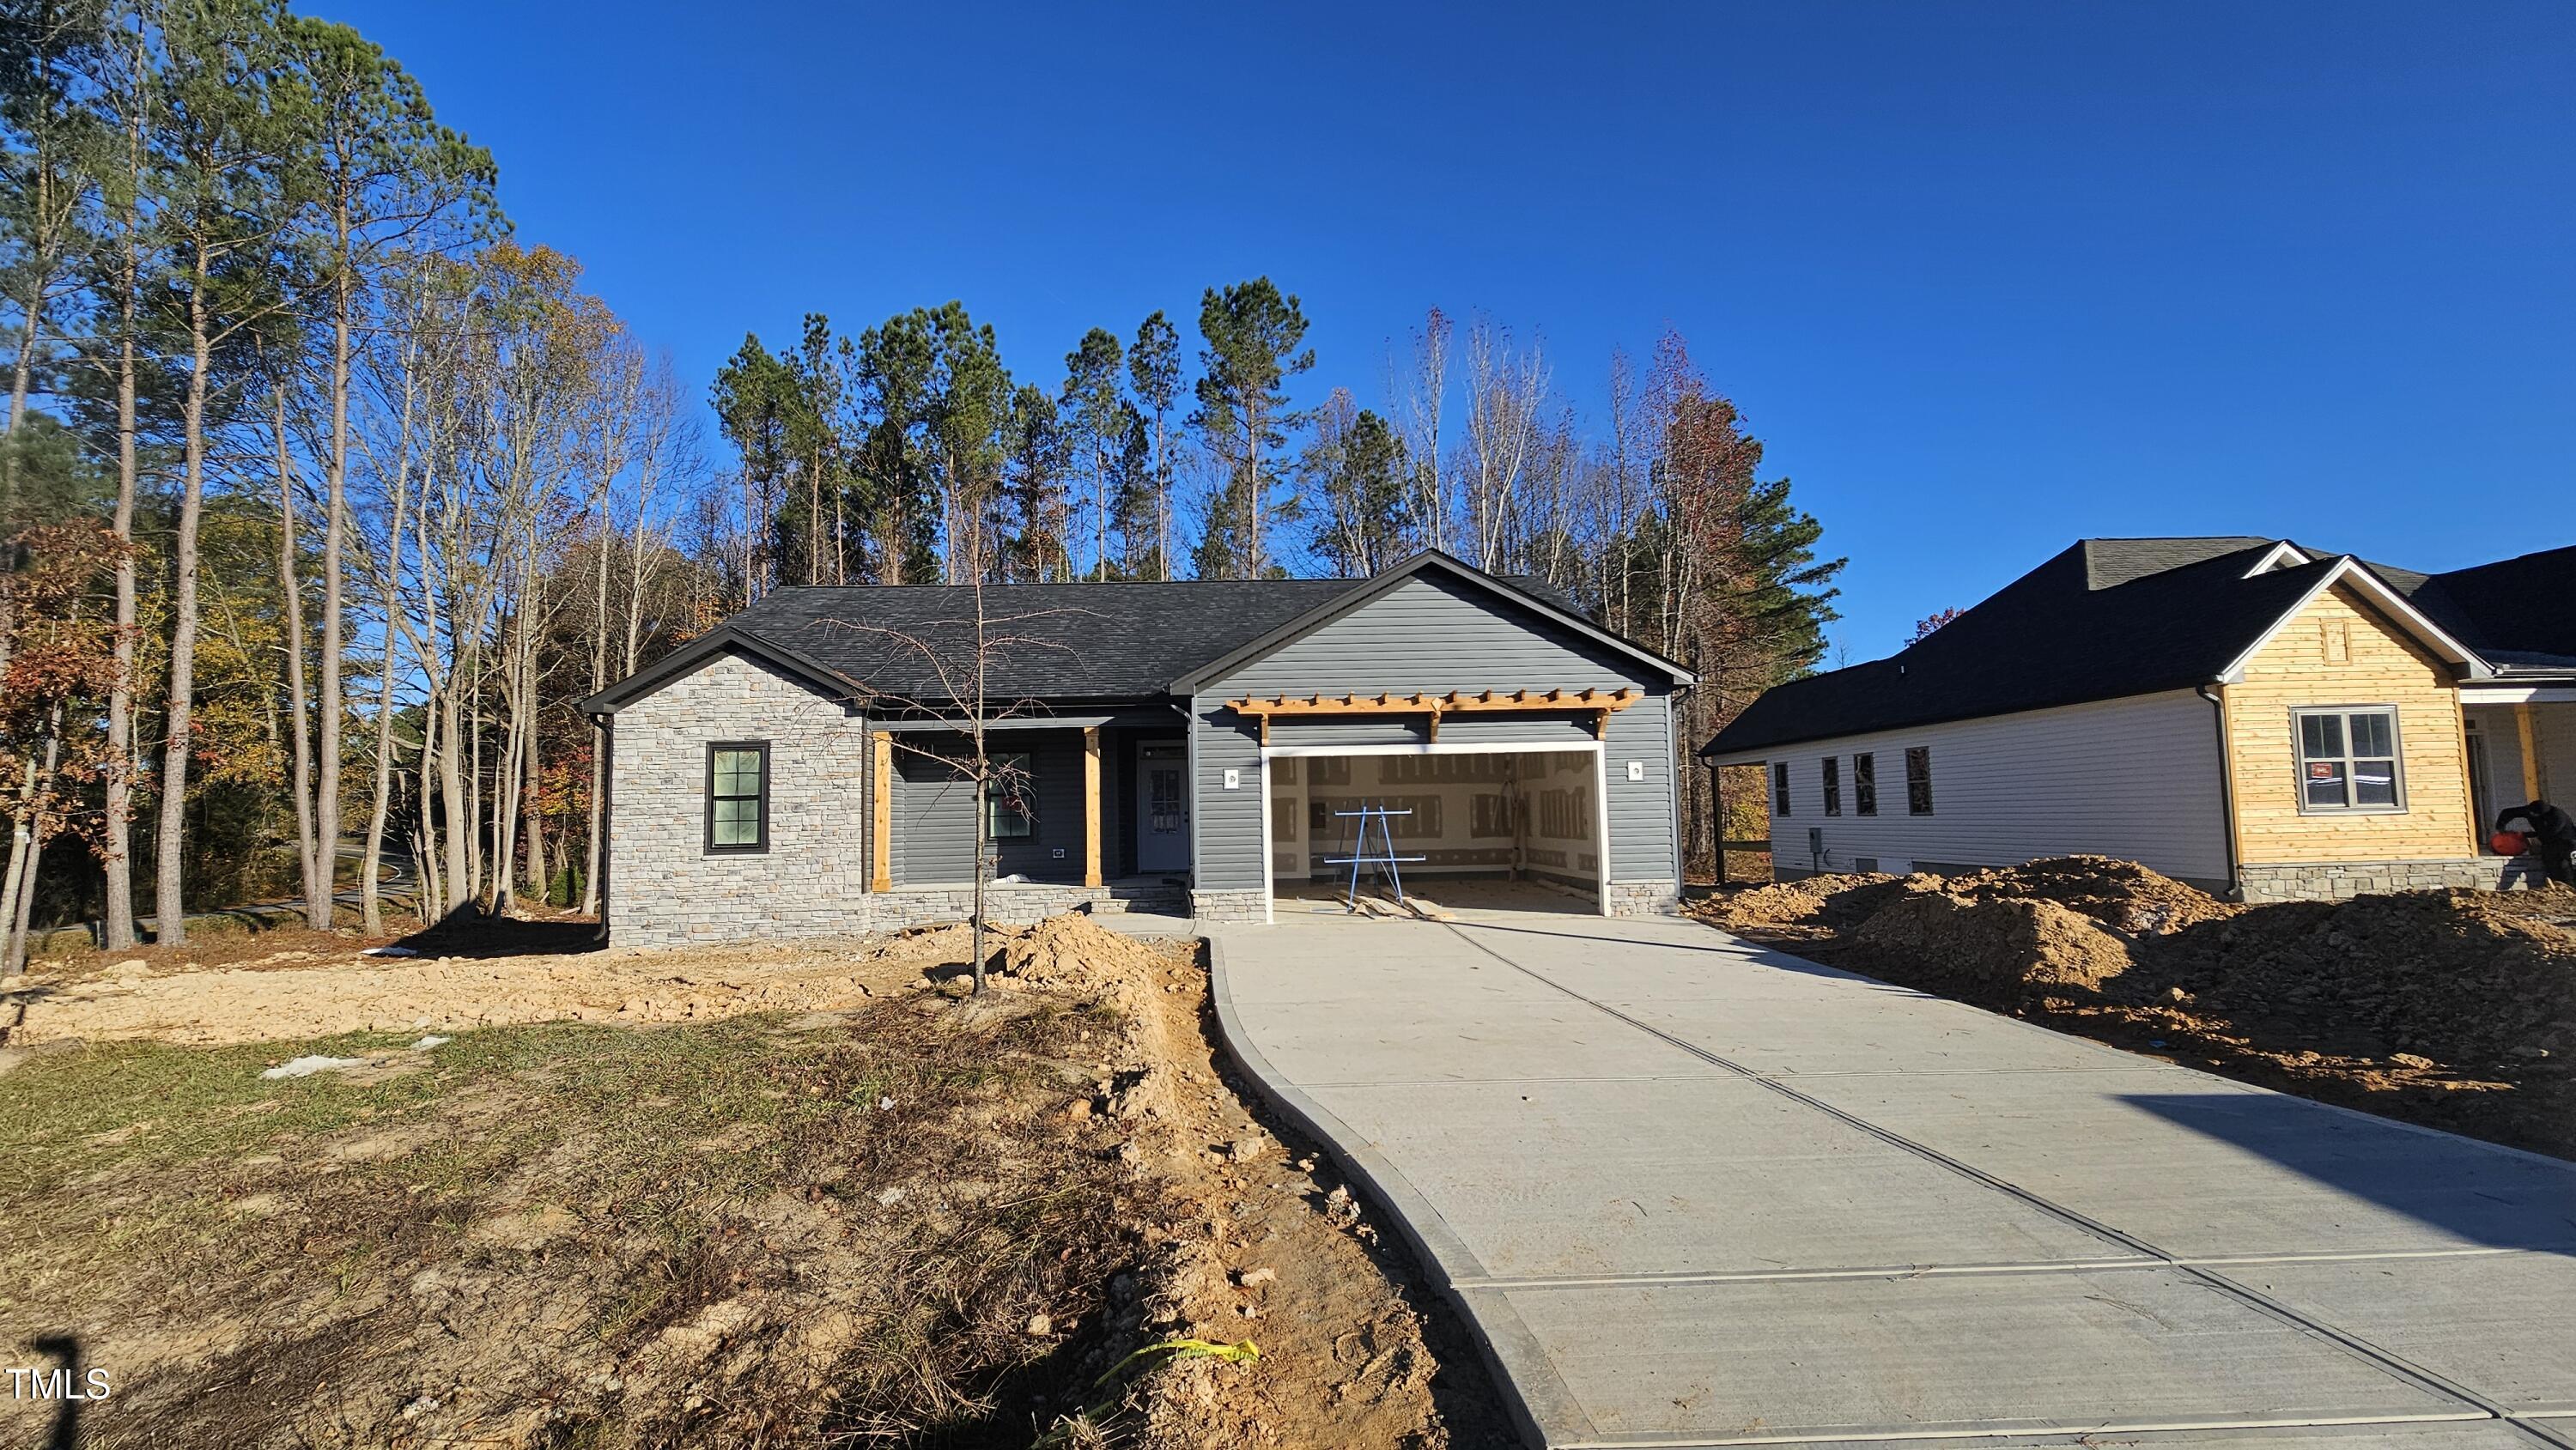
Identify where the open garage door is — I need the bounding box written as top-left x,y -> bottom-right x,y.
1262,744 -> 1607,915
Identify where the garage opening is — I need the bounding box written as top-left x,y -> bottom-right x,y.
1264,746 -> 1607,916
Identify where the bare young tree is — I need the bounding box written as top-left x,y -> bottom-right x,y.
1460,314 -> 1550,573
820,582 -> 1087,994
1390,306 -> 1452,555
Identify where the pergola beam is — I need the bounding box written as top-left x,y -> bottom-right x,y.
1224,687 -> 1643,745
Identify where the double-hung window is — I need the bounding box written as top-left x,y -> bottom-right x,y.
1771,761 -> 1791,816
2294,707 -> 2403,811
1905,747 -> 1934,816
1820,756 -> 1842,816
987,751 -> 1036,838
706,742 -> 769,852
1853,753 -> 1877,816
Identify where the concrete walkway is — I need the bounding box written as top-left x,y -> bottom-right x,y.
1209,905 -> 2576,1450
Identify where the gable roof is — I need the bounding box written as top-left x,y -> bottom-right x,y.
582,552 -> 1686,714
1170,549 -> 1693,692
1703,537 -> 2488,760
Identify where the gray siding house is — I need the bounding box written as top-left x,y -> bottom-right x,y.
582,552 -> 1696,945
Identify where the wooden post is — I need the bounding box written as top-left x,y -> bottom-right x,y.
2516,703 -> 2547,805
1082,726 -> 1103,888
870,731 -> 892,892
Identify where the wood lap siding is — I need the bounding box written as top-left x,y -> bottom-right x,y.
2223,584 -> 2474,865
1192,572 -> 1680,893
1758,689 -> 2230,884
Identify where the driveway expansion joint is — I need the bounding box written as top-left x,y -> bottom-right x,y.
1441,919 -> 2538,1438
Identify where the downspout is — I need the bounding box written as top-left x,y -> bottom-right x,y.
1670,681 -> 1692,894
590,712 -> 613,943
2196,684 -> 2241,901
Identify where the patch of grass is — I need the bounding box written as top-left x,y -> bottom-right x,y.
3,993 -> 1145,1448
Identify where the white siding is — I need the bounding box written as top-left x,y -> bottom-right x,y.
1738,689 -> 2230,885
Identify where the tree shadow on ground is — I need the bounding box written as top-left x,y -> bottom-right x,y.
387,907 -> 604,960
2120,1090 -> 2576,1255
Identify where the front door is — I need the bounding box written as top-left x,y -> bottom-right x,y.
1137,743 -> 1189,874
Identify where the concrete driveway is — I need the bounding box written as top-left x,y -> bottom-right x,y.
1209,905 -> 2576,1450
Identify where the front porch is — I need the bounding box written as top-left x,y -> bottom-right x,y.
867,721 -> 1194,897
2465,694 -> 2574,885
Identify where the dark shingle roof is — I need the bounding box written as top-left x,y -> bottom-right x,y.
581,550 -> 1675,716
725,579 -> 1362,704
2082,537 -> 2277,590
1705,540 -> 2341,756
1709,531 -> 2576,758
2373,544 -> 2576,673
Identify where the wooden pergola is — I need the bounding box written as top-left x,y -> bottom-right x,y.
1222,687 -> 1642,745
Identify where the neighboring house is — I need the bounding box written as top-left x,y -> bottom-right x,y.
580,551 -> 1695,946
1701,537 -> 2575,901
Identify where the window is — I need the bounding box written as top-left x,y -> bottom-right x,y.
1853,753 -> 1877,816
1771,761 -> 1791,816
706,743 -> 769,852
987,751 -> 1034,837
1905,747 -> 1934,816
2293,707 -> 2403,811
1820,756 -> 1842,816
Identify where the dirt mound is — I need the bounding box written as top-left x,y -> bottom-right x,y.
1712,872 -> 1910,931
1943,854 -> 2238,936
998,913 -> 1175,991
863,919 -> 1027,968
1855,891 -> 2133,997
2150,883 -> 2576,1068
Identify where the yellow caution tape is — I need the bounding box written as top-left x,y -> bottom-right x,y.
1093,1336 -> 1261,1387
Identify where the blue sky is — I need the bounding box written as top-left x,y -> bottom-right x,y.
320,1 -> 2573,659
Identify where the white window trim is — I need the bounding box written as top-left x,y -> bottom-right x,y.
2289,704 -> 2408,815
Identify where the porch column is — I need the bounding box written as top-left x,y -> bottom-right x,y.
1083,726 -> 1103,888
870,731 -> 892,892
2517,704 -> 2548,804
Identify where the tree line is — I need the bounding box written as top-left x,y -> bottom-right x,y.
1,2 -> 1838,969
715,294 -> 1847,863
0,0 -> 726,971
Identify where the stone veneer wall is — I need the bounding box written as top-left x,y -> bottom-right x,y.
872,883 -> 1182,930
1189,889 -> 1267,924
2235,857 -> 2539,902
1605,879 -> 1680,916
608,651 -> 873,949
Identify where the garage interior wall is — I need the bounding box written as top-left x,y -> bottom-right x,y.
1267,749 -> 1600,893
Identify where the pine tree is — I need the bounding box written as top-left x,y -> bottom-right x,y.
1188,278 -> 1309,579
1127,310 -> 1178,579
1059,326 -> 1123,580
1303,387 -> 1409,576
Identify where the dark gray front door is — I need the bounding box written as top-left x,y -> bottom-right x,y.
1136,743 -> 1188,873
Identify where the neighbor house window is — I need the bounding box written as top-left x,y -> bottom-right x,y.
1853,753 -> 1877,816
1821,756 -> 1842,816
706,742 -> 769,852
1905,747 -> 1934,816
2294,707 -> 2403,811
1772,761 -> 1791,816
987,751 -> 1035,837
